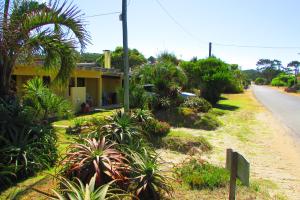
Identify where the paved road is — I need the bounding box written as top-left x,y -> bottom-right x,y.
252,85 -> 300,142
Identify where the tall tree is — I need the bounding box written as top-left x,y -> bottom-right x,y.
256,59 -> 281,83
0,0 -> 89,98
287,61 -> 300,75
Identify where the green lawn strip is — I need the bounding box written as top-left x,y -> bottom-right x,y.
52,109 -> 115,127
1,110 -> 116,199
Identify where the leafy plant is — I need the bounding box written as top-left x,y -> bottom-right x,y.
131,109 -> 153,124
100,111 -> 141,144
128,149 -> 173,200
0,98 -> 57,190
52,174 -> 127,200
175,159 -> 229,190
62,137 -> 127,186
132,62 -> 187,109
181,97 -> 212,113
23,77 -> 73,120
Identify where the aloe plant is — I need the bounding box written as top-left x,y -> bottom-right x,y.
52,174 -> 127,200
128,149 -> 173,200
101,111 -> 141,144
62,137 -> 128,186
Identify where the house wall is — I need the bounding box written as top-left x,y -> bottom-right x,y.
70,87 -> 86,111
85,78 -> 98,107
12,65 -> 122,108
102,76 -> 122,105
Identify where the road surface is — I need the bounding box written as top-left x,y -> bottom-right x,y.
252,85 -> 300,143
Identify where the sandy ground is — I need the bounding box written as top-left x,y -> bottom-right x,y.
159,90 -> 300,199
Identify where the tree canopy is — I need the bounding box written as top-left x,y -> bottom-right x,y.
0,0 -> 89,98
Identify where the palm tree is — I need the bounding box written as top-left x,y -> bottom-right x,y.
0,0 -> 90,98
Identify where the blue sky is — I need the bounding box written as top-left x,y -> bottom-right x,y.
70,0 -> 300,69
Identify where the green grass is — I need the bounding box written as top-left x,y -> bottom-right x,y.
175,159 -> 230,190
162,129 -> 212,153
52,110 -> 115,127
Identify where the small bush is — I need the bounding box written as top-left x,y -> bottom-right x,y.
175,159 -> 230,190
194,113 -> 221,130
181,97 -> 212,113
162,135 -> 212,153
144,118 -> 171,138
177,107 -> 196,117
255,77 -> 266,85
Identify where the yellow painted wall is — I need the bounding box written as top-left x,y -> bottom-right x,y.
13,64 -> 122,107
70,87 -> 86,111
85,78 -> 98,107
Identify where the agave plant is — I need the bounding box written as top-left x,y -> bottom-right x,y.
100,111 -> 140,144
52,174 -> 128,200
128,149 -> 173,200
131,109 -> 153,124
62,137 -> 128,186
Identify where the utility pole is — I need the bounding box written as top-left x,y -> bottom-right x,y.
121,0 -> 130,112
209,42 -> 212,57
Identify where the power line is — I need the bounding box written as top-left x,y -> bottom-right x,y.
85,11 -> 121,18
154,0 -> 206,45
85,0 -> 132,18
213,42 -> 300,49
154,0 -> 300,50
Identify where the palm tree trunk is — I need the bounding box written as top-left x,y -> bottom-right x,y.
0,60 -> 13,99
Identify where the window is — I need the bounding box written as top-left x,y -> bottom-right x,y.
77,78 -> 85,87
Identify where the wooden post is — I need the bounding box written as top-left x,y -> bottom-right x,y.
229,152 -> 238,200
226,148 -> 233,170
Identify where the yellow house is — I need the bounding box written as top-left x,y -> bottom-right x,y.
12,50 -> 123,111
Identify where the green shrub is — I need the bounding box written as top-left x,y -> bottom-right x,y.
0,99 -> 57,190
181,97 -> 212,113
255,77 -> 266,85
175,159 -> 230,190
162,135 -> 212,153
194,113 -> 221,130
271,73 -> 295,87
177,107 -> 196,116
144,118 -> 171,139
